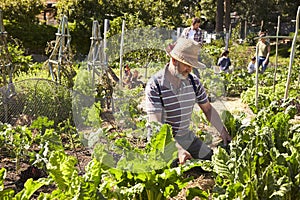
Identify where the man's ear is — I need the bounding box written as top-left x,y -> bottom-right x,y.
171,58 -> 178,65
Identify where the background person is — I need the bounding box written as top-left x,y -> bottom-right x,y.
123,64 -> 132,87
248,56 -> 256,74
145,38 -> 231,165
217,50 -> 231,73
181,17 -> 204,77
130,70 -> 144,88
256,32 -> 270,73
181,17 -> 204,44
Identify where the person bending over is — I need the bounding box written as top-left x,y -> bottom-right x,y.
145,38 -> 231,165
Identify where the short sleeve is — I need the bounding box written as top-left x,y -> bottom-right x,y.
145,78 -> 163,114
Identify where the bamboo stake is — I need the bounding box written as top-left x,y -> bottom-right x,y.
119,20 -> 125,86
284,6 -> 300,100
103,19 -> 109,69
244,20 -> 247,39
255,44 -> 259,108
273,16 -> 280,92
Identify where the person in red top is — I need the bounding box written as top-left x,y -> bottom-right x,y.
123,64 -> 132,87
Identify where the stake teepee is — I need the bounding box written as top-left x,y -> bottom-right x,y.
46,15 -> 75,88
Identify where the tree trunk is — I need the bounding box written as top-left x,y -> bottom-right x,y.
224,0 -> 230,32
216,0 -> 224,33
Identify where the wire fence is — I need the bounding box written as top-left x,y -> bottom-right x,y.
0,78 -> 76,125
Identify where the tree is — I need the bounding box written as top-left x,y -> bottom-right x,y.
216,0 -> 224,33
224,0 -> 230,32
0,0 -> 44,24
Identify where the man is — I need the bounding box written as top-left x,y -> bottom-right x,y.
145,38 -> 231,165
256,32 -> 270,73
181,17 -> 204,77
181,17 -> 204,44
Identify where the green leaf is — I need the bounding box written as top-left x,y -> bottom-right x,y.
14,178 -> 50,199
186,187 -> 208,200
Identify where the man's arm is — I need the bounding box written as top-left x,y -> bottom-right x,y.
266,44 -> 271,61
198,101 -> 232,145
147,112 -> 162,124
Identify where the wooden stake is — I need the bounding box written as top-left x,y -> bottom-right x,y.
284,6 -> 300,100
273,16 -> 280,92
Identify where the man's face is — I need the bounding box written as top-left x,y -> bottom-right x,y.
193,22 -> 200,30
175,61 -> 193,79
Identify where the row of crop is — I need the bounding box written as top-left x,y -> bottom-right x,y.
214,98 -> 300,199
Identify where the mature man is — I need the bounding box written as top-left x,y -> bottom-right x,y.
145,38 -> 231,165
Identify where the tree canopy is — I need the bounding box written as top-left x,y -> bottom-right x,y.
0,0 -> 298,56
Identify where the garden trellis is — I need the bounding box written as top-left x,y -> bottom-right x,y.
86,19 -> 117,110
87,20 -> 105,86
46,15 -> 75,88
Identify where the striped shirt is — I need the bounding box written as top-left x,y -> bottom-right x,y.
145,65 -> 208,135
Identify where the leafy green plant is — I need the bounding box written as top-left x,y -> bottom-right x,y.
113,85 -> 145,129
212,99 -> 300,199
221,110 -> 242,138
0,123 -> 33,171
94,124 -> 210,200
81,102 -> 103,128
0,168 -> 14,198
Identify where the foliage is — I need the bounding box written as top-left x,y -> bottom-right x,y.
106,17 -> 171,68
0,37 -> 33,87
0,168 -> 15,198
0,0 -> 44,24
5,21 -> 57,55
221,68 -> 254,97
22,79 -> 73,124
113,85 -> 145,129
81,102 -> 103,128
94,124 -> 210,199
221,110 -> 242,138
0,123 -> 33,171
241,82 -> 299,113
7,41 -> 32,73
212,101 -> 300,199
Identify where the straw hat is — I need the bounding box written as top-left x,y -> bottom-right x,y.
167,38 -> 206,69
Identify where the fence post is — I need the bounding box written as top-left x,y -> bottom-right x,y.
273,16 -> 280,92
119,20 -> 125,86
284,6 -> 300,100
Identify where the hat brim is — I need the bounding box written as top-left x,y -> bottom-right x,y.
169,51 -> 206,69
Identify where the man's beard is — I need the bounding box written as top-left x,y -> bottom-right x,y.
174,66 -> 188,80
175,72 -> 187,80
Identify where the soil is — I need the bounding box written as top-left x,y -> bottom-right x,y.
0,97 -> 252,199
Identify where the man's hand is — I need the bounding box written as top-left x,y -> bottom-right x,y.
177,144 -> 192,165
263,59 -> 269,66
220,129 -> 232,146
